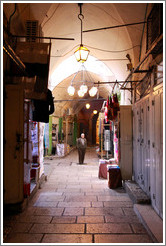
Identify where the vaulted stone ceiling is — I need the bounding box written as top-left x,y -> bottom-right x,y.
4,2 -> 148,113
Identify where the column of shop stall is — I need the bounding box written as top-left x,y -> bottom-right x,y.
98,94 -> 120,161
30,121 -> 39,189
23,100 -> 44,195
23,100 -> 32,197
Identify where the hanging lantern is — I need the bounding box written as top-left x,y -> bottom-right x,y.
67,85 -> 75,96
74,4 -> 90,63
80,84 -> 88,94
78,89 -> 84,97
86,103 -> 90,109
89,86 -> 98,97
93,110 -> 98,114
74,45 -> 90,63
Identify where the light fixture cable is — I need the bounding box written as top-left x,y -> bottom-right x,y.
78,3 -> 83,46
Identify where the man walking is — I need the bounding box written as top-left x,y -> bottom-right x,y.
76,133 -> 87,164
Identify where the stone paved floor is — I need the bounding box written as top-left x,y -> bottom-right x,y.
4,147 -> 153,244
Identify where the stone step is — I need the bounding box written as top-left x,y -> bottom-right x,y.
124,181 -> 151,204
134,204 -> 163,243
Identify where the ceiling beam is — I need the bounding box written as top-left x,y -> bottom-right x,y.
133,70 -> 151,73
54,98 -> 105,103
83,21 -> 146,33
94,81 -> 141,85
12,35 -> 75,41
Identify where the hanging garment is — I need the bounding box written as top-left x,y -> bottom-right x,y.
107,95 -> 114,121
112,93 -> 120,119
32,89 -> 54,123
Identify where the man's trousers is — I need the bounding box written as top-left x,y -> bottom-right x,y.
78,148 -> 86,164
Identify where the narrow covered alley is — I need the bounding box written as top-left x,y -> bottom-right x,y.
2,2 -> 164,245
4,148 -> 153,244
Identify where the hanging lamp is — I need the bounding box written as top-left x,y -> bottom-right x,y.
74,3 -> 90,63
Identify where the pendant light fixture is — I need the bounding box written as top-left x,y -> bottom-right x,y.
80,84 -> 88,94
74,3 -> 90,63
89,86 -> 98,97
93,110 -> 98,114
67,64 -> 98,97
86,103 -> 90,109
67,85 -> 75,96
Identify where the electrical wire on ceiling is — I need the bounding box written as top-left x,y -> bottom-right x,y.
90,3 -> 144,32
50,44 -> 140,58
41,3 -> 60,28
90,3 -> 121,26
85,44 -> 140,53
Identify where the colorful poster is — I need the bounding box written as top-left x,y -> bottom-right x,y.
44,123 -> 49,149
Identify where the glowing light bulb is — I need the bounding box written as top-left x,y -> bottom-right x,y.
89,86 -> 98,97
78,89 -> 84,97
80,84 -> 88,94
67,85 -> 75,96
86,103 -> 90,109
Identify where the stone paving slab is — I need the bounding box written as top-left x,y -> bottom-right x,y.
42,234 -> 93,243
4,233 -> 43,243
33,201 -> 58,207
56,188 -> 82,193
81,188 -> 108,193
45,184 -> 67,189
37,195 -> 65,202
86,223 -> 132,233
92,202 -> 104,207
77,215 -> 105,223
122,207 -> 138,216
85,191 -> 112,196
103,201 -> 133,207
85,207 -> 123,216
98,195 -> 131,202
29,223 -> 85,233
94,234 -> 153,243
34,207 -> 64,216
37,191 -> 64,196
58,202 -> 91,208
18,215 -> 52,223
66,184 -> 92,189
63,207 -> 84,216
63,192 -> 86,196
64,195 -> 97,202
105,215 -> 140,223
12,222 -> 33,233
51,216 -> 76,224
